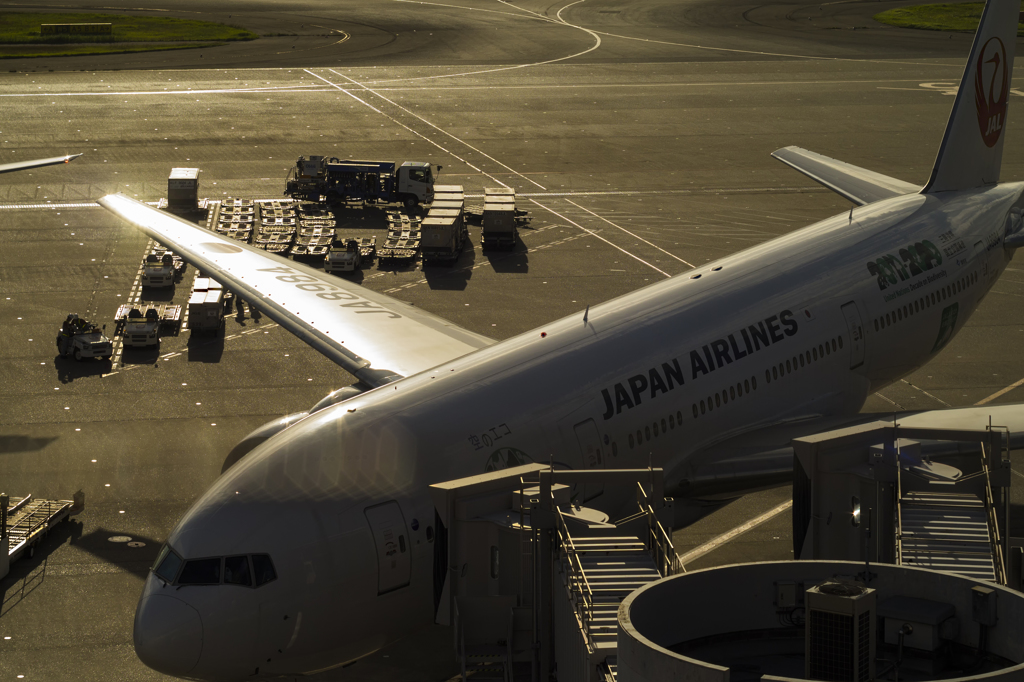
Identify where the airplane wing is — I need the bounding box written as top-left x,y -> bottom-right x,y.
772,146 -> 919,206
98,194 -> 495,387
0,153 -> 82,174
675,404 -> 1024,498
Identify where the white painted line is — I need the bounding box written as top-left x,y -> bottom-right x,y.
899,379 -> 951,407
308,68 -> 543,190
565,199 -> 695,268
976,377 -> 1024,406
531,199 -> 671,277
678,500 -> 793,568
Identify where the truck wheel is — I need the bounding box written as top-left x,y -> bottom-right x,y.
73,348 -> 82,361
403,195 -> 418,210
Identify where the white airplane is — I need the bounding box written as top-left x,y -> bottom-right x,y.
0,152 -> 81,174
98,1 -> 1024,678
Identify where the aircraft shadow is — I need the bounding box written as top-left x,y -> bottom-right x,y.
71,527 -> 162,580
0,435 -> 59,455
54,356 -> 110,384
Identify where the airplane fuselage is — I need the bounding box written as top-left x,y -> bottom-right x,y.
132,182 -> 1023,680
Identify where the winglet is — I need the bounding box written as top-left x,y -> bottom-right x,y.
923,0 -> 1019,193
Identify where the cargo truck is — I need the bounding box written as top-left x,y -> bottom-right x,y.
285,156 -> 441,208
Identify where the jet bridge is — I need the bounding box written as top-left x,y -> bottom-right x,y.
430,465 -> 680,682
791,421 -> 1015,586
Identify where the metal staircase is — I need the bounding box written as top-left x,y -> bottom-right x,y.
553,482 -> 680,682
898,491 -> 997,581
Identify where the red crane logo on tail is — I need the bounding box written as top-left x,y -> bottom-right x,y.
976,37 -> 1008,148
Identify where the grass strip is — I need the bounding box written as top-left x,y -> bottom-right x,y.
0,12 -> 256,44
874,2 -> 1024,35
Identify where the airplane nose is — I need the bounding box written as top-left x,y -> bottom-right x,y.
134,594 -> 204,676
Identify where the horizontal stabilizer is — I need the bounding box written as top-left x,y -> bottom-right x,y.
98,194 -> 495,386
772,146 -> 919,206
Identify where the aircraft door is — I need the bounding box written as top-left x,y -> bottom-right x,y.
364,501 -> 411,594
840,301 -> 865,369
573,418 -> 604,468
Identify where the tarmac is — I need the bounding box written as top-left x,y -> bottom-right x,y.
1,0 -> 1024,679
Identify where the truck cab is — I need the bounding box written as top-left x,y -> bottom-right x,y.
397,162 -> 436,207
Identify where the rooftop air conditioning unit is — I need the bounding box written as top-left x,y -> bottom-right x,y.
805,581 -> 876,682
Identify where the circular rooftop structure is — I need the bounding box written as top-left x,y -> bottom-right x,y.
618,560 -> 1024,682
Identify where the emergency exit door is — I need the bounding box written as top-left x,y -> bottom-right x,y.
364,501 -> 411,594
840,301 -> 865,369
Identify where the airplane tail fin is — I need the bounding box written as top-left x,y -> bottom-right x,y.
923,0 -> 1019,193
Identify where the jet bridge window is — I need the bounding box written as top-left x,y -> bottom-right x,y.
178,557 -> 221,585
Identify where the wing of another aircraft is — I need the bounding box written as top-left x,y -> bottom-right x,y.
676,403 -> 1024,498
0,153 -> 82,174
772,146 -> 919,206
99,194 -> 495,387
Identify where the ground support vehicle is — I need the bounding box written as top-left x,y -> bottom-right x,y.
291,207 -> 336,260
214,199 -> 255,243
324,239 -> 363,273
1,492 -> 82,579
420,185 -> 468,263
433,185 -> 464,204
377,238 -> 419,263
114,303 -> 182,344
121,307 -> 161,348
188,277 -> 225,333
255,201 -> 296,254
481,189 -> 518,250
140,247 -> 186,287
291,226 -> 335,260
284,156 -> 438,208
56,314 -> 113,361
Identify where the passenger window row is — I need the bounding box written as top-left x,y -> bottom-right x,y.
628,409 -> 685,450
153,544 -> 277,588
873,271 -> 977,333
692,374 -> 759,419
764,337 -> 842,385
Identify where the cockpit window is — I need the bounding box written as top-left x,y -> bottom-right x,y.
178,558 -> 221,585
153,545 -> 183,583
252,554 -> 277,587
223,555 -> 252,587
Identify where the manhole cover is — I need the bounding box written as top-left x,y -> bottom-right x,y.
127,541 -> 146,548
108,535 -> 132,543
